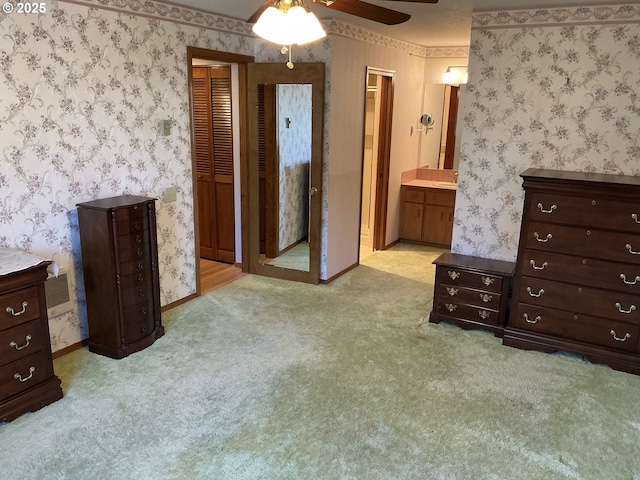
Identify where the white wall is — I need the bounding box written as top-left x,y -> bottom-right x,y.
324,37 -> 468,279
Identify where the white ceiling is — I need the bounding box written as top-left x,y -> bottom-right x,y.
168,0 -> 628,47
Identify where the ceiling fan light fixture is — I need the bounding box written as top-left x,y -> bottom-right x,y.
252,0 -> 326,47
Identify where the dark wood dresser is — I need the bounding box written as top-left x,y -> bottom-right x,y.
505,169 -> 640,374
430,252 -> 515,336
77,195 -> 163,359
0,260 -> 63,421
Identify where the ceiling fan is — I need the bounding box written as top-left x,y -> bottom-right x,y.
247,0 -> 439,26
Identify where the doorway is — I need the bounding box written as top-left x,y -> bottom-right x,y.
187,47 -> 254,295
359,68 -> 395,260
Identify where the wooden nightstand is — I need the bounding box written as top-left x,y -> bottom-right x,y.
0,260 -> 63,421
430,252 -> 515,337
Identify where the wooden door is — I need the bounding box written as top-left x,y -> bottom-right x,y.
443,85 -> 459,170
257,84 -> 278,258
192,66 -> 235,263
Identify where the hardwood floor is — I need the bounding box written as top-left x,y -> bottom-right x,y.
200,258 -> 246,294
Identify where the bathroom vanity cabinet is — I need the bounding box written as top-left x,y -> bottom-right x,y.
399,185 -> 455,246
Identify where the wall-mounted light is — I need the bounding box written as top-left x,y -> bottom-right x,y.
253,0 -> 326,69
443,66 -> 468,85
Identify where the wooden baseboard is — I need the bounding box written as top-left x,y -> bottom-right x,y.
52,339 -> 89,359
161,293 -> 198,312
321,262 -> 359,284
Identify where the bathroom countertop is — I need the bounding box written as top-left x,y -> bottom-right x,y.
401,179 -> 457,190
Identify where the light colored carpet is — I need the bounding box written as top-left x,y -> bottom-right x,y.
264,242 -> 310,272
1,243 -> 640,479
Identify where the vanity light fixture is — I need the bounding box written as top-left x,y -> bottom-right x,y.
253,0 -> 326,69
443,66 -> 468,85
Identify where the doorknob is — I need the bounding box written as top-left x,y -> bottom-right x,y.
309,187 -> 318,196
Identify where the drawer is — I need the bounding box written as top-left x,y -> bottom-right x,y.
425,190 -> 456,207
117,231 -> 151,262
528,192 -> 640,232
119,255 -> 152,276
0,351 -> 48,399
123,301 -> 155,344
513,303 -> 639,352
402,188 -> 425,204
113,202 -> 148,222
521,249 -> 640,294
518,276 -> 640,325
435,298 -> 500,326
121,281 -> 153,308
436,266 -> 503,293
524,221 -> 640,265
438,282 -> 501,310
119,269 -> 150,290
0,287 -> 40,331
0,319 -> 42,365
116,214 -> 149,236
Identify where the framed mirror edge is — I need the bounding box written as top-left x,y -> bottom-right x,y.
246,62 -> 325,284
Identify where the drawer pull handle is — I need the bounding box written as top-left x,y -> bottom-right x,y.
610,330 -> 631,342
137,262 -> 143,270
533,232 -> 552,243
10,335 -> 32,351
446,287 -> 458,296
136,248 -> 143,257
478,310 -> 490,320
445,303 -> 457,313
626,244 -> 640,255
135,236 -> 142,244
632,213 -> 640,224
481,276 -> 495,287
526,287 -> 545,298
537,203 -> 557,214
14,366 -> 35,383
140,308 -> 147,315
479,293 -> 493,303
448,271 -> 460,280
138,274 -> 144,282
615,302 -> 636,314
620,274 -> 640,285
6,301 -> 28,317
529,260 -> 548,270
134,222 -> 141,230
524,313 -> 541,324
138,291 -> 145,297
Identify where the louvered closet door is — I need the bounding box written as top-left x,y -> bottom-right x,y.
192,66 -> 235,263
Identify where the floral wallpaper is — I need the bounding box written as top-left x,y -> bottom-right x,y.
0,0 -> 254,352
277,84 -> 312,252
452,4 -> 640,263
1,0 -> 470,352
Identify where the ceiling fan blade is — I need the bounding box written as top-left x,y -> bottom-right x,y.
312,0 -> 411,25
246,0 -> 273,24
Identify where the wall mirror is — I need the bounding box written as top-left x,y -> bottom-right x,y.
420,83 -> 463,170
246,63 -> 324,284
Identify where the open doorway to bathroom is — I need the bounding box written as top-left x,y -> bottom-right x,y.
359,68 -> 394,261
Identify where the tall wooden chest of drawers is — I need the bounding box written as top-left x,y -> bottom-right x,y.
430,252 -> 515,337
77,195 -> 163,359
505,169 -> 640,374
0,260 -> 63,421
